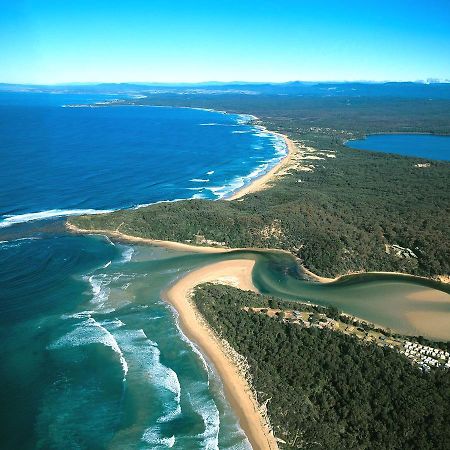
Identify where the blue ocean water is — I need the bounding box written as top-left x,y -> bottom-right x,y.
346,133 -> 450,161
0,92 -> 286,449
0,92 -> 286,228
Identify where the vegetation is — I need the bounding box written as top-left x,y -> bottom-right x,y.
193,283 -> 450,449
70,94 -> 450,278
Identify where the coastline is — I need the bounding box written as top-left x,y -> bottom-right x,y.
164,259 -> 278,450
67,222 -> 449,288
227,131 -> 298,200
64,117 -> 449,447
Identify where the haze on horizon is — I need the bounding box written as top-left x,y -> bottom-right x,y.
1,0 -> 449,85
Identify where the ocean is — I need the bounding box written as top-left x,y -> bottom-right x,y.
0,92 -> 286,228
0,92 -> 288,449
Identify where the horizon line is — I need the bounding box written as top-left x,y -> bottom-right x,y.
1,79 -> 450,87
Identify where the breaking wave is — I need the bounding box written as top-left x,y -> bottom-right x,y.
49,313 -> 129,381
0,208 -> 113,229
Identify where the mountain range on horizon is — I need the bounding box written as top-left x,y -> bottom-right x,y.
2,80 -> 450,99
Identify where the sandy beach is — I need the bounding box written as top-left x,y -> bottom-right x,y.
228,131 -> 298,200
164,259 -> 278,450
66,222 -> 231,254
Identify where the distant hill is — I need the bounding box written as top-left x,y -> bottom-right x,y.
1,81 -> 450,99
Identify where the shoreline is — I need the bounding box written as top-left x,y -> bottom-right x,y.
66,222 -> 449,288
65,224 -> 450,444
163,259 -> 278,450
227,130 -> 298,200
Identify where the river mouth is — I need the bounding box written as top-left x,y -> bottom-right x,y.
345,133 -> 450,161
1,226 -> 448,449
118,245 -> 450,341
223,249 -> 450,341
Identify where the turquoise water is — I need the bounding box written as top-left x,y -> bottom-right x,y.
0,231 -> 251,449
1,93 -> 286,449
346,133 -> 450,161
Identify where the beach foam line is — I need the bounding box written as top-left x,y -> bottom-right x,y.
164,259 -> 278,450
204,161 -> 272,200
132,198 -> 186,209
0,208 -> 114,228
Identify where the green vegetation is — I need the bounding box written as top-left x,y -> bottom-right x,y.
128,94 -> 450,135
193,284 -> 450,449
70,95 -> 450,278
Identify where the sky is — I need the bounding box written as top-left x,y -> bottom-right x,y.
1,0 -> 449,84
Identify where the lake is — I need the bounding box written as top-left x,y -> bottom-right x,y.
346,134 -> 450,161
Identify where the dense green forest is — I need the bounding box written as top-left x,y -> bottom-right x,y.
128,94 -> 450,135
70,95 -> 450,278
193,284 -> 450,449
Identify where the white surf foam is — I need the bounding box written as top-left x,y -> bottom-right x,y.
120,246 -> 135,263
192,192 -> 207,199
170,306 -> 210,378
0,236 -> 41,248
0,208 -> 113,228
206,170 -> 215,175
168,303 -> 221,449
133,198 -> 185,209
49,314 -> 128,381
116,328 -> 181,413
236,114 -> 257,124
87,274 -> 111,308
190,178 -> 210,183
141,428 -> 175,448
188,389 -> 220,450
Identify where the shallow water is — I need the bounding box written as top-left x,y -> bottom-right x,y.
247,250 -> 450,340
345,133 -> 450,161
0,233 -> 251,449
0,92 -> 289,449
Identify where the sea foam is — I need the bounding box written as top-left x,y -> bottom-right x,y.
0,208 -> 113,229
49,314 -> 129,381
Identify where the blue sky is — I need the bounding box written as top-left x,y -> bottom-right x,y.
1,0 -> 449,84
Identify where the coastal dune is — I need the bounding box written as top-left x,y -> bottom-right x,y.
164,260 -> 279,450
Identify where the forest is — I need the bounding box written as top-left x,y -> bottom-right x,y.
192,284 -> 450,449
69,94 -> 450,278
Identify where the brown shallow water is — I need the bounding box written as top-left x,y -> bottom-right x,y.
242,250 -> 450,341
